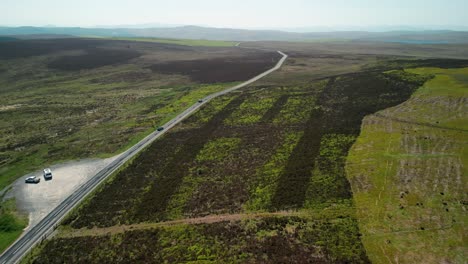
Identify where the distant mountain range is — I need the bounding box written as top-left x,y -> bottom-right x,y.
1,25 -> 468,44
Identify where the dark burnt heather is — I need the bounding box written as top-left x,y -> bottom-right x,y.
64,69 -> 431,227
270,78 -> 335,210
259,94 -> 289,123
364,58 -> 468,72
148,52 -> 281,83
184,123 -> 285,217
65,130 -> 191,228
0,38 -> 105,59
67,96 -> 245,228
0,38 -> 190,60
133,96 -> 246,222
388,58 -> 468,69
271,107 -> 325,209
271,72 -> 430,209
47,48 -> 141,71
0,38 -> 141,71
320,71 -> 428,134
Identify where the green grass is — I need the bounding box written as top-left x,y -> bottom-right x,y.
96,36 -> 236,47
154,83 -> 237,126
346,67 -> 468,263
303,133 -> 356,208
406,67 -> 468,97
190,96 -> 236,124
196,137 -> 242,162
0,198 -> 28,253
224,96 -> 277,125
385,68 -> 468,131
273,96 -> 316,124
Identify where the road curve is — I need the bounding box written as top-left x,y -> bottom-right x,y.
0,50 -> 288,264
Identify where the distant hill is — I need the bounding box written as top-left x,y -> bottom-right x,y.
8,34 -> 76,40
0,36 -> 17,42
1,26 -> 468,43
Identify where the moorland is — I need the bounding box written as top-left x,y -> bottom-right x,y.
12,39 -> 468,263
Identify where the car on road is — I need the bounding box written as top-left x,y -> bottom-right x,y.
157,127 -> 164,131
198,99 -> 203,103
43,168 -> 53,180
25,176 -> 40,184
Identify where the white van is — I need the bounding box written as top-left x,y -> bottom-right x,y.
43,168 -> 53,180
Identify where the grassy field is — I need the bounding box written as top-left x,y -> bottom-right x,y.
346,67 -> 467,263
0,196 -> 28,253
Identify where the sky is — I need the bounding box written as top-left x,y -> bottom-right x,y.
1,0 -> 468,30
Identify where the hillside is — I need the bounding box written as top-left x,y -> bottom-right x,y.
1,26 -> 468,43
347,67 -> 467,263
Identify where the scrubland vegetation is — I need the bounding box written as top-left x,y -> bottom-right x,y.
0,38 -> 277,190
2,38 -> 467,263
24,54 -> 441,263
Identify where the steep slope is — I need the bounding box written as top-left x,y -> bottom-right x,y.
347,67 -> 467,263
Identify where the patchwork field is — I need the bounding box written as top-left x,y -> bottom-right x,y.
22,57 -> 439,262
347,67 -> 468,263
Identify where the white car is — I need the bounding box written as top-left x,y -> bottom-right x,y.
25,176 -> 40,184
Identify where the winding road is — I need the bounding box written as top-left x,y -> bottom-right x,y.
0,50 -> 287,264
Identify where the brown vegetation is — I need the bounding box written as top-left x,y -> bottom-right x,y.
148,52 -> 281,83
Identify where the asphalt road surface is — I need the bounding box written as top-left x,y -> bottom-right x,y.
0,50 -> 287,264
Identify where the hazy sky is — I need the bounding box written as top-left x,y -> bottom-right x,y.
1,0 -> 468,29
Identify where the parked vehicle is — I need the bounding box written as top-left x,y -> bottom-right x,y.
43,168 -> 53,180
25,176 -> 40,184
157,127 -> 164,131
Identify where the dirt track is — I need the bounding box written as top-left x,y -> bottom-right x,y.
373,113 -> 468,132
59,211 -> 303,238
